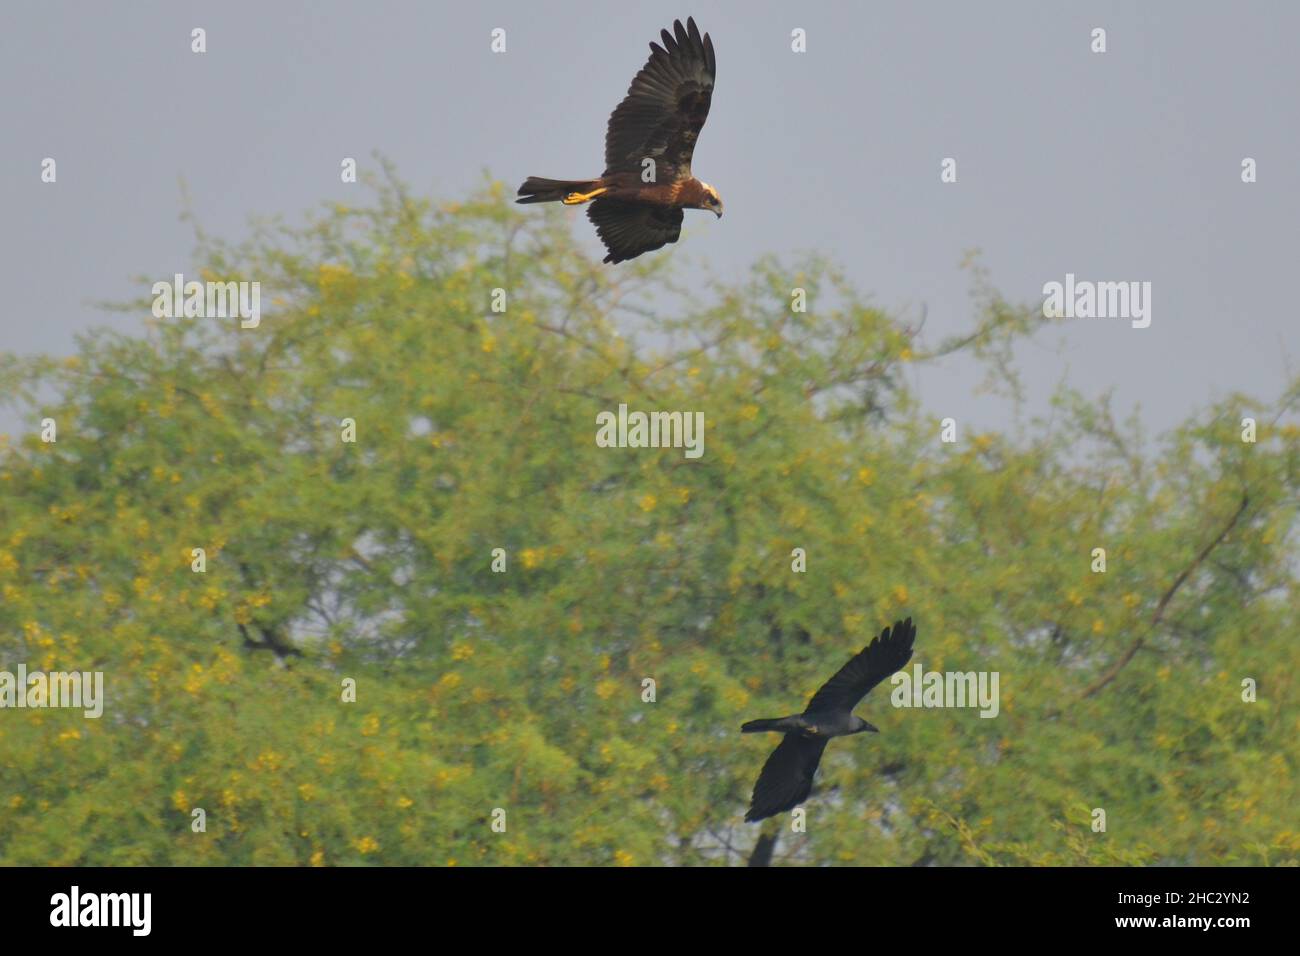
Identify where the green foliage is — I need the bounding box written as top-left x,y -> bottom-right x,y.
1,172 -> 1297,865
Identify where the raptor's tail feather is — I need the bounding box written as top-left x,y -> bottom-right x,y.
515,177 -> 599,204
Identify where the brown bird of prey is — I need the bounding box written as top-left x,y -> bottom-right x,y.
741,618 -> 916,822
516,17 -> 721,264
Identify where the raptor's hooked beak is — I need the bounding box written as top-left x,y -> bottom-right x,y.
713,204 -> 724,219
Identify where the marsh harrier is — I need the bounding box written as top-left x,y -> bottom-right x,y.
516,17 -> 721,263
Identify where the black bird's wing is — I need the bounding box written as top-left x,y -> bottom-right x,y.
587,199 -> 683,263
745,733 -> 829,822
603,17 -> 715,182
803,617 -> 916,715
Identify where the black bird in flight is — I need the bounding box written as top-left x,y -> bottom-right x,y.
742,618 -> 916,823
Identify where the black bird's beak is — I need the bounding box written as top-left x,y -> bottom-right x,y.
862,722 -> 879,734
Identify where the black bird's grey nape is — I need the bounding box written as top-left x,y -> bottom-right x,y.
741,617 -> 916,823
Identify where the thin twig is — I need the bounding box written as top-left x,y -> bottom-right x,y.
1078,490 -> 1250,700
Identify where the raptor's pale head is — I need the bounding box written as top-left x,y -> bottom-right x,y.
700,182 -> 724,218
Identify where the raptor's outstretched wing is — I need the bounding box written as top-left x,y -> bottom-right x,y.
586,199 -> 683,264
603,17 -> 715,182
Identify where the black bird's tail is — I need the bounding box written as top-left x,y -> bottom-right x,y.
741,717 -> 788,733
515,177 -> 599,204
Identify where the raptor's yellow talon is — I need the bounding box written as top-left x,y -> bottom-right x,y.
562,187 -> 608,205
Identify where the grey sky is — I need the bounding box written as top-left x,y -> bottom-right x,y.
3,1 -> 1297,438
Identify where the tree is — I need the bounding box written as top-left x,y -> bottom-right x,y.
1,171 -> 1296,865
